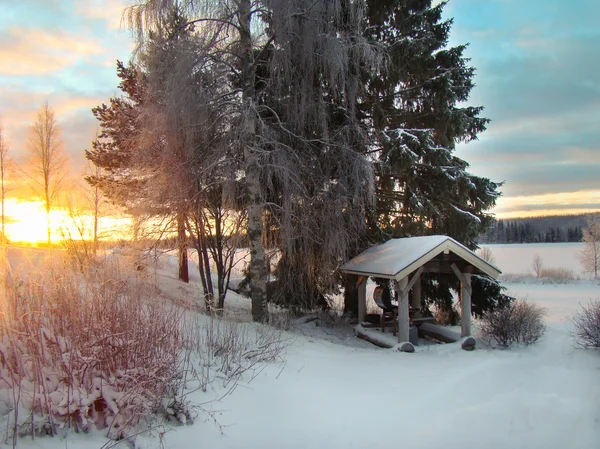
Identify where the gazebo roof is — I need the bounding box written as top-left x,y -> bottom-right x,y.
339,235 -> 501,280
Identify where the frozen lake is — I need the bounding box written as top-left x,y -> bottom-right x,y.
481,242 -> 586,277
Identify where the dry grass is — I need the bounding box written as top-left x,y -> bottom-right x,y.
0,256 -> 184,442
0,250 -> 288,446
500,267 -> 577,284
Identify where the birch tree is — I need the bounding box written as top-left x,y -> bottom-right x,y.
579,215 -> 600,279
25,102 -> 69,245
126,0 -> 381,320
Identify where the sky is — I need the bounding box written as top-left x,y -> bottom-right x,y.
0,0 -> 599,220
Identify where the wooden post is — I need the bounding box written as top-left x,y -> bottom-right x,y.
461,272 -> 472,337
358,277 -> 367,324
395,277 -> 409,343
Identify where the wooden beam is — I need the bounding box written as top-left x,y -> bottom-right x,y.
450,263 -> 473,294
450,262 -> 466,284
356,275 -> 367,287
418,322 -> 461,343
396,266 -> 424,297
355,325 -> 394,348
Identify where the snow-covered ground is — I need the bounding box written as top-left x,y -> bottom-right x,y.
11,243 -> 600,449
481,242 -> 586,277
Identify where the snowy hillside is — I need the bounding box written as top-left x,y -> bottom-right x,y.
8,243 -> 600,449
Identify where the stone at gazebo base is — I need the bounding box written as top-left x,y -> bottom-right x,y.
396,341 -> 415,353
461,336 -> 477,351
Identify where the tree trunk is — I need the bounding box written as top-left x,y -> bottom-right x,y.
46,208 -> 51,246
344,274 -> 359,317
177,213 -> 189,283
1,175 -> 5,238
93,185 -> 99,255
239,0 -> 267,323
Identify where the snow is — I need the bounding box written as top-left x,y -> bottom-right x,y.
340,235 -> 500,279
7,243 -> 600,449
451,204 -> 481,223
340,235 -> 448,277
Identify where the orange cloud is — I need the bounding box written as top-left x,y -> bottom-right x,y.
0,27 -> 105,76
495,190 -> 600,218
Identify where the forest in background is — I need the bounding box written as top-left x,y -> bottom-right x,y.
479,213 -> 600,244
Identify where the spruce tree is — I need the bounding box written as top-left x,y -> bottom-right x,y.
345,0 -> 508,319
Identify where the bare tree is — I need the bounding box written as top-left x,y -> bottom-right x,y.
82,160 -> 108,255
579,215 -> 600,279
0,123 -> 10,240
478,247 -> 496,266
532,253 -> 543,277
25,102 -> 69,245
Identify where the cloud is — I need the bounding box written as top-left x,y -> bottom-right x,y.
74,0 -> 131,30
0,84 -> 108,169
495,190 -> 600,218
0,27 -> 105,76
446,0 -> 600,215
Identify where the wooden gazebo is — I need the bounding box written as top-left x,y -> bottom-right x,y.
339,236 -> 501,351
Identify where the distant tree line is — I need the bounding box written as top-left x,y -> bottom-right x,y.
479,214 -> 596,244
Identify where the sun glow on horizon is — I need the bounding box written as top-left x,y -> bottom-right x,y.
494,190 -> 600,219
2,198 -> 131,244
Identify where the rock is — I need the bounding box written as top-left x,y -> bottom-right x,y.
461,336 -> 477,351
397,341 -> 415,353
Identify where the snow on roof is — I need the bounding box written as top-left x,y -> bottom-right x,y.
339,235 -> 501,280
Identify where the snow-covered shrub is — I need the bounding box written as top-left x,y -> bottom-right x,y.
539,267 -> 576,283
571,300 -> 600,348
500,267 -> 576,285
0,258 -> 185,441
189,316 -> 287,391
479,299 -> 546,349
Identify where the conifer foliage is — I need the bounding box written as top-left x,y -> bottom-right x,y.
363,0 -> 499,246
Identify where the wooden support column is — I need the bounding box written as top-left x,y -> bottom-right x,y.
357,276 -> 367,324
461,273 -> 472,337
395,277 -> 409,343
450,264 -> 473,337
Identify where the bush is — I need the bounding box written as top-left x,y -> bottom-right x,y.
571,300 -> 600,348
0,252 -> 289,445
479,299 -> 546,349
0,257 -> 185,440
